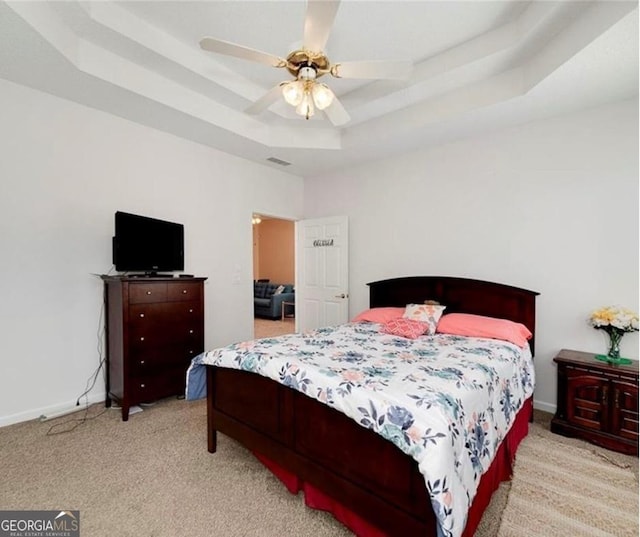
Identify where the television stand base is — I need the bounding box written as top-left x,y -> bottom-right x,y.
128,273 -> 174,278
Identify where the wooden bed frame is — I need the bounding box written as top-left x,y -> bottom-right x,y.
206,276 -> 539,536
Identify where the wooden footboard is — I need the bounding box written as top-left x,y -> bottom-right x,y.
207,366 -> 437,536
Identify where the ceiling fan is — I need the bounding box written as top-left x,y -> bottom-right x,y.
199,0 -> 412,126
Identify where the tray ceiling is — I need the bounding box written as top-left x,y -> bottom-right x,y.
0,1 -> 637,178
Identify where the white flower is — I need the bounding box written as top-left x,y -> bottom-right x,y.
589,306 -> 639,333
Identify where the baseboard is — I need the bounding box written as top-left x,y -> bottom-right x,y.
0,392 -> 106,428
533,399 -> 556,415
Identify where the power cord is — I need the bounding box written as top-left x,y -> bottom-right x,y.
45,406 -> 108,436
46,270 -> 112,435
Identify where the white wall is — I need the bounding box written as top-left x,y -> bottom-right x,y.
1,77 -> 636,424
0,78 -> 304,426
304,99 -> 639,413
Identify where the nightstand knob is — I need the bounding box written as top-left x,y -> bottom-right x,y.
189,309 -> 193,313
140,360 -> 145,365
140,383 -> 145,388
189,329 -> 194,334
140,337 -> 145,342
139,313 -> 145,318
182,289 -> 187,294
146,291 -> 152,295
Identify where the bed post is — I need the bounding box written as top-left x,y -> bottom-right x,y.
207,366 -> 217,453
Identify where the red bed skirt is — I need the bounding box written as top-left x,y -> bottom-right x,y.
254,397 -> 533,537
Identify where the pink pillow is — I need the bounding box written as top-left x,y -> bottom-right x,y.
381,318 -> 429,339
436,313 -> 532,348
351,307 -> 405,324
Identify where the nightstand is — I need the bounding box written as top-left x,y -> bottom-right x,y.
551,349 -> 638,455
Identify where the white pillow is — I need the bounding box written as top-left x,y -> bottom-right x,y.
274,285 -> 286,295
402,304 -> 446,335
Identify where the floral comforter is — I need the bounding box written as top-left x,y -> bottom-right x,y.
186,322 -> 534,537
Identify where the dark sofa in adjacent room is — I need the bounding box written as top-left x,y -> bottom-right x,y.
254,281 -> 295,320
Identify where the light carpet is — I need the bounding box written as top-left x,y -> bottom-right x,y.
0,398 -> 637,537
498,423 -> 638,537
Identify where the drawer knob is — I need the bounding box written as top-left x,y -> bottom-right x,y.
182,289 -> 187,294
140,383 -> 145,388
189,350 -> 194,355
140,360 -> 145,365
189,309 -> 193,313
140,337 -> 145,341
146,291 -> 152,295
139,313 -> 145,318
189,329 -> 194,334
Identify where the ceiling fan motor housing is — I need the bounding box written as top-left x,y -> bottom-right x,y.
286,50 -> 329,79
299,65 -> 317,81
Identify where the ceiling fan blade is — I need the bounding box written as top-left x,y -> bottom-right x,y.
331,60 -> 412,80
324,94 -> 350,127
245,84 -> 285,115
303,0 -> 341,52
200,37 -> 287,68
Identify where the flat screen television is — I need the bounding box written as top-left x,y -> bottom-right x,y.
113,211 -> 184,273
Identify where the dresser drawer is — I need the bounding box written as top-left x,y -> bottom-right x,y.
129,303 -> 166,326
129,366 -> 187,403
167,282 -> 201,302
172,300 -> 202,317
129,345 -> 197,376
129,283 -> 168,304
129,322 -> 203,349
163,301 -> 203,325
128,302 -> 202,337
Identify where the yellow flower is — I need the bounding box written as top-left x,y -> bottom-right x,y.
589,306 -> 639,332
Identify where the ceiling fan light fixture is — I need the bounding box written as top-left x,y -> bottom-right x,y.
200,2 -> 412,127
296,91 -> 315,119
311,83 -> 334,110
282,80 -> 304,106
299,65 -> 317,81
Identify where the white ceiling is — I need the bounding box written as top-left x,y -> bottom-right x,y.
0,1 -> 637,178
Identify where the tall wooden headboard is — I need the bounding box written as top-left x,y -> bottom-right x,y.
368,276 -> 539,355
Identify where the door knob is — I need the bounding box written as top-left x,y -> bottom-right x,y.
335,293 -> 348,299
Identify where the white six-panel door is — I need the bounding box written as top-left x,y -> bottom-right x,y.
295,216 -> 349,331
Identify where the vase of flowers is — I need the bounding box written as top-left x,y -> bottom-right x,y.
589,306 -> 638,365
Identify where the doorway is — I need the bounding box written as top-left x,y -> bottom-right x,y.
252,214 -> 296,338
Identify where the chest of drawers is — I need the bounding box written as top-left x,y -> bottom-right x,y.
103,277 -> 206,420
